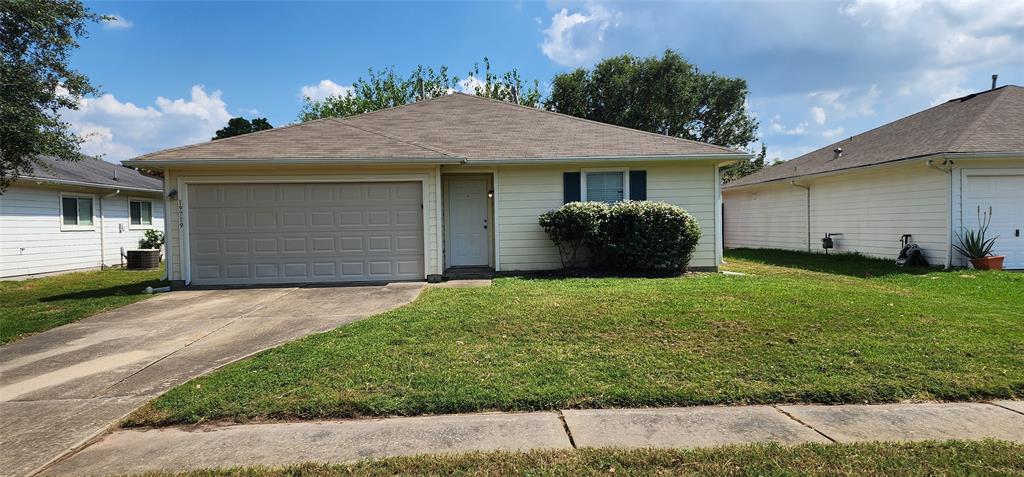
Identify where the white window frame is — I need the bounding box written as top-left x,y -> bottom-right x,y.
580,167 -> 630,203
59,192 -> 97,231
127,197 -> 155,229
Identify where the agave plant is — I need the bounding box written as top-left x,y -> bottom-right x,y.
952,206 -> 999,260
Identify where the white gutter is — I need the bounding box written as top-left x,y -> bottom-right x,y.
123,157 -> 464,168
789,181 -> 812,252
99,190 -> 121,269
724,151 -> 1024,192
463,153 -> 751,165
125,154 -> 751,169
927,158 -> 956,270
24,176 -> 161,194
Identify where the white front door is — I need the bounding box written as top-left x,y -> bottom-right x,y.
447,178 -> 489,266
964,173 -> 1024,269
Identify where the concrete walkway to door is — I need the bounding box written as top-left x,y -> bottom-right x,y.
0,283 -> 424,477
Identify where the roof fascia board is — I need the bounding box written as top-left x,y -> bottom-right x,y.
725,151 -> 1024,191
123,157 -> 466,168
18,176 -> 162,193
463,154 -> 751,165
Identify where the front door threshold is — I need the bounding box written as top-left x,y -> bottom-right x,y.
443,266 -> 495,280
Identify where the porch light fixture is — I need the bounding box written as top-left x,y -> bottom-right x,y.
487,189 -> 494,198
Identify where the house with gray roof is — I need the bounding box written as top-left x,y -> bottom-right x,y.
125,93 -> 749,286
0,156 -> 164,278
723,85 -> 1024,269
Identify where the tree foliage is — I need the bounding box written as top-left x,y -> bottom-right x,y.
212,117 -> 273,140
298,59 -> 539,121
545,50 -> 758,149
722,143 -> 769,183
0,0 -> 103,191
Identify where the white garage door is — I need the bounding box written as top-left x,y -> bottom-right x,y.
964,174 -> 1024,269
188,182 -> 424,285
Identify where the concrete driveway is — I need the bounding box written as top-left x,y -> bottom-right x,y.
0,283 -> 423,477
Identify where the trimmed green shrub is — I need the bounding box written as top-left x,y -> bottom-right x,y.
598,201 -> 701,271
539,201 -> 608,269
539,201 -> 702,272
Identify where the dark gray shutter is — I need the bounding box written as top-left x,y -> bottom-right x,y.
563,172 -> 581,203
629,170 -> 647,200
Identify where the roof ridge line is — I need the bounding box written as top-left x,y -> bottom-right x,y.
947,87 -> 1006,152
131,117 -> 339,161
337,93 -> 454,121
450,92 -> 745,155
329,118 -> 462,158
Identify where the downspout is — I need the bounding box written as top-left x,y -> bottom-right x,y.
927,157 -> 955,270
99,190 -> 121,269
789,182 -> 811,252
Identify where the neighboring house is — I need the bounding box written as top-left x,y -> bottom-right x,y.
125,93 -> 748,287
0,156 -> 165,278
723,85 -> 1024,269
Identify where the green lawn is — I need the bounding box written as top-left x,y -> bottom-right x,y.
126,250 -> 1022,427
0,266 -> 166,344
131,441 -> 1024,476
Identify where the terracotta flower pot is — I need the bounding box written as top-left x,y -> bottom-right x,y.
969,255 -> 1004,270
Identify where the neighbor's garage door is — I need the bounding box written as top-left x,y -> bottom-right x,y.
188,182 -> 424,285
964,173 -> 1024,269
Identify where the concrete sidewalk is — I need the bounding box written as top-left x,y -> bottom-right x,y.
44,401 -> 1024,476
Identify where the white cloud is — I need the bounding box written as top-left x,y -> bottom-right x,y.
457,76 -> 487,94
60,85 -> 232,163
811,106 -> 826,125
540,3 -> 619,67
807,84 -> 880,119
822,127 -> 846,139
300,79 -> 354,101
769,115 -> 808,136
102,14 -> 133,29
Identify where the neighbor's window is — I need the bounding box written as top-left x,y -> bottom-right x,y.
129,199 -> 153,226
61,195 -> 94,228
584,171 -> 625,203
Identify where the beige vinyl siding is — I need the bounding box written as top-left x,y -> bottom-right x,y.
495,162 -> 719,271
163,165 -> 440,282
0,183 -> 164,278
723,160 -> 950,264
723,184 -> 808,251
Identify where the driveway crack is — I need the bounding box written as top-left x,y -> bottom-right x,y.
556,410 -> 578,448
772,405 -> 836,443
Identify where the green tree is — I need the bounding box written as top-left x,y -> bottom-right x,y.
465,57 -> 540,107
545,50 -> 758,149
212,117 -> 273,140
722,143 -> 768,183
298,60 -> 540,121
0,0 -> 103,191
299,65 -> 456,121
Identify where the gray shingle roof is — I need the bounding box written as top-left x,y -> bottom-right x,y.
727,85 -> 1024,189
130,93 -> 745,163
20,155 -> 162,192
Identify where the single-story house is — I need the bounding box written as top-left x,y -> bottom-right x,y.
723,84 -> 1023,269
125,93 -> 749,287
0,156 -> 165,278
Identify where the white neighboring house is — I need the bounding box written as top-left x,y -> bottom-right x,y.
723,85 -> 1024,269
0,156 -> 165,279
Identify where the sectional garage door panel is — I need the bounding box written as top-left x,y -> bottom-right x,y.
188,182 -> 423,285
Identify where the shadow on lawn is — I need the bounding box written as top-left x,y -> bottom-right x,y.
725,248 -> 940,279
39,276 -> 167,303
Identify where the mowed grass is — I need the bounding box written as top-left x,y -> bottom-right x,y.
0,266 -> 165,344
129,441 -> 1024,477
126,250 -> 1023,426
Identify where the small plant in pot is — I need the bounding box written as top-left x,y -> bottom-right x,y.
953,206 -> 1003,270
128,230 -> 164,270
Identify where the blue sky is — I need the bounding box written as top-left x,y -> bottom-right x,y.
70,0 -> 1024,163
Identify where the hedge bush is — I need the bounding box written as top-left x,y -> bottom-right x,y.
539,201 -> 702,272
539,201 -> 608,269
